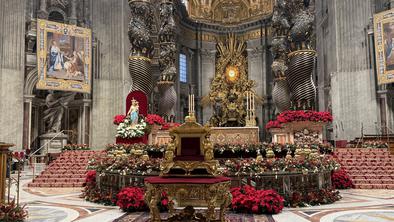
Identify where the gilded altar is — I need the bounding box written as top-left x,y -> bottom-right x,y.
151,126 -> 260,146
210,127 -> 259,145
202,34 -> 263,127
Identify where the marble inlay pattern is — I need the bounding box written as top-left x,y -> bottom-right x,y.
333,211 -> 394,222
27,206 -> 79,222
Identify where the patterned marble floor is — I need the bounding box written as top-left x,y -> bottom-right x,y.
8,170 -> 394,222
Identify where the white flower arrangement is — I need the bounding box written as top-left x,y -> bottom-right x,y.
116,117 -> 147,139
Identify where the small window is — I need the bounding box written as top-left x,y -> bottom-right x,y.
179,53 -> 187,83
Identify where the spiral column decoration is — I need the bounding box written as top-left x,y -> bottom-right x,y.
286,0 -> 316,110
128,0 -> 155,96
270,0 -> 291,113
270,0 -> 316,111
157,0 -> 177,121
286,50 -> 316,108
272,77 -> 291,113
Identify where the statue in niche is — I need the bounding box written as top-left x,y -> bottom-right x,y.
127,98 -> 140,128
43,91 -> 75,134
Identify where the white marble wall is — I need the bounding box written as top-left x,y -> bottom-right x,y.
316,0 -> 381,141
247,39 -> 266,126
200,47 -> 216,124
90,0 -> 131,148
0,0 -> 26,150
331,70 -> 379,140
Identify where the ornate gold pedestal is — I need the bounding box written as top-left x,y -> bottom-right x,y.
0,143 -> 13,203
145,179 -> 232,222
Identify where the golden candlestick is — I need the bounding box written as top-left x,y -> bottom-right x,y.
245,91 -> 256,126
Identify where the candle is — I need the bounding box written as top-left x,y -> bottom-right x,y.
252,93 -> 255,111
246,92 -> 249,111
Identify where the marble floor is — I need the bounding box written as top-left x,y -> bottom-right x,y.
8,170 -> 394,222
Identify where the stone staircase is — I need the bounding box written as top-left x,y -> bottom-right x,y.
334,148 -> 394,189
28,150 -> 103,188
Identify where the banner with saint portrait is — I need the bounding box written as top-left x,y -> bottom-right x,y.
36,19 -> 92,93
374,9 -> 394,85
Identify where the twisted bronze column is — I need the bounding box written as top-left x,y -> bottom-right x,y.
157,0 -> 177,121
128,0 -> 155,96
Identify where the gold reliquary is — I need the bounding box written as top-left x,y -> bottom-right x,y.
160,115 -> 219,177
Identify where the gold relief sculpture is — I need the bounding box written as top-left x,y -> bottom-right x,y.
144,181 -> 232,222
187,0 -> 273,25
202,34 -> 262,127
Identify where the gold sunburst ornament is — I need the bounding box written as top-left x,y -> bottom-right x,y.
225,65 -> 239,83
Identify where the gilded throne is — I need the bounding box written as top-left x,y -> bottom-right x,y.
160,115 -> 219,176
145,115 -> 232,221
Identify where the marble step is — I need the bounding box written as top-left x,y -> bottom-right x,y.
354,184 -> 394,189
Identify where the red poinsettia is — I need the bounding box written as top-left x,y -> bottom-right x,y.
145,114 -> 165,126
115,187 -> 147,212
289,189 -> 341,207
265,120 -> 282,129
85,170 -> 96,184
161,122 -> 181,130
276,110 -> 333,123
331,168 -> 354,189
230,185 -> 284,214
113,115 -> 126,125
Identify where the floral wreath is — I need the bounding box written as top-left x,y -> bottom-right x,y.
116,115 -> 147,139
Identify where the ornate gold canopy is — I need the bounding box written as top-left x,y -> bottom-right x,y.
187,0 -> 273,25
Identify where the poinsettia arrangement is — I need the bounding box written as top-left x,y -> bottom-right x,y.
331,168 -> 354,189
288,188 -> 341,207
265,120 -> 282,129
145,114 -> 165,126
277,110 -> 333,123
113,115 -> 126,125
161,122 -> 181,130
81,170 -> 114,205
0,200 -> 27,222
116,187 -> 147,212
266,110 -> 333,129
230,186 -> 284,214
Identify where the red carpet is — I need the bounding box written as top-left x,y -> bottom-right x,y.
334,148 -> 394,189
28,150 -> 104,188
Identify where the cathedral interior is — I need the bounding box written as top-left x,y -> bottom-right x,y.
1,0 -> 394,222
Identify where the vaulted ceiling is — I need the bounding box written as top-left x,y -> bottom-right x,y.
186,0 -> 273,25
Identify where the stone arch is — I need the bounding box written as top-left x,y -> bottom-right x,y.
47,6 -> 68,22
24,68 -> 38,95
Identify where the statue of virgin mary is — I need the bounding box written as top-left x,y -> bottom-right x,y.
127,98 -> 139,128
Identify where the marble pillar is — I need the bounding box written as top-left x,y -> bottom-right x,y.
0,0 -> 26,150
90,0 -> 131,148
69,0 -> 78,25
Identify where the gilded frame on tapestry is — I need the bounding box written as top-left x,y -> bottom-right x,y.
36,19 -> 92,93
374,9 -> 394,85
